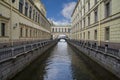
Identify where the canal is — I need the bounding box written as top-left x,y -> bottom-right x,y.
11,39 -> 119,80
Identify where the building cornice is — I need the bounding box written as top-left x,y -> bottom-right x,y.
28,0 -> 50,25
0,14 -> 10,20
71,0 -> 80,17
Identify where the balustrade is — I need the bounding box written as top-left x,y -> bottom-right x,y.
0,40 -> 56,63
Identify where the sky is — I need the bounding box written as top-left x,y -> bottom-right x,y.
41,0 -> 78,25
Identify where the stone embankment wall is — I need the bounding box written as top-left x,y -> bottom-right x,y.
67,40 -> 120,79
0,40 -> 58,80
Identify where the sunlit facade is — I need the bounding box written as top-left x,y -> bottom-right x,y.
0,0 -> 51,48
71,0 -> 120,49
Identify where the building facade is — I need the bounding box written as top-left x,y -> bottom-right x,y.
51,25 -> 71,39
0,0 -> 51,48
71,0 -> 120,49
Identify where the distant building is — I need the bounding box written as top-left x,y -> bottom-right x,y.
71,0 -> 120,49
0,0 -> 51,48
51,25 -> 71,39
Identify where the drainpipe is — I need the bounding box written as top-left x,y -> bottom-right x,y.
10,1 -> 13,47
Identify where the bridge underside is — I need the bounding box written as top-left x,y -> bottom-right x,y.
51,32 -> 70,39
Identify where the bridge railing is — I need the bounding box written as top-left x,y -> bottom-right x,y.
0,39 -> 56,63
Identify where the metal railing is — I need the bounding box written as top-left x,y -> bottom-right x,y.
67,39 -> 120,59
0,40 -> 55,63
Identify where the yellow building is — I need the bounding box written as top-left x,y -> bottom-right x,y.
71,0 -> 120,49
0,0 -> 51,48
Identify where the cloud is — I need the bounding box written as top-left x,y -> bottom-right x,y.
61,2 -> 76,19
47,1 -> 76,26
48,18 -> 70,25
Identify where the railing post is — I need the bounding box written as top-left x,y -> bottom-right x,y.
11,48 -> 14,56
24,45 -> 26,52
91,44 -> 92,49
96,46 -> 98,51
119,49 -> 120,57
105,47 -> 107,54
31,44 -> 33,50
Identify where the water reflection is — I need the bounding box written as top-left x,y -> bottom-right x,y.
59,39 -> 66,42
43,40 -> 73,80
11,40 -> 119,80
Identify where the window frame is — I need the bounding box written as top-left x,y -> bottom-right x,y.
29,6 -> 32,19
88,31 -> 90,39
94,7 -> 98,22
95,0 -> 97,4
25,2 -> 28,16
20,27 -> 23,37
19,0 -> 24,13
104,0 -> 111,18
1,23 -> 5,37
88,14 -> 90,26
88,0 -> 90,11
94,29 -> 97,40
105,27 -> 110,41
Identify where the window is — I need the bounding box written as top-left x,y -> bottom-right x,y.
1,23 -> 5,36
88,0 -> 90,11
19,0 -> 24,13
35,30 -> 37,37
30,29 -> 32,37
36,12 -> 37,22
33,9 -> 35,20
62,28 -> 63,32
95,0 -> 97,4
81,21 -> 82,29
29,6 -> 32,18
68,29 -> 70,33
94,8 -> 98,22
25,2 -> 28,16
84,0 -> 85,5
65,28 -> 66,32
84,32 -> 85,39
38,14 -> 40,23
105,1 -> 111,17
88,31 -> 90,39
80,33 -> 82,39
52,28 -> 54,32
88,14 -> 90,26
59,28 -> 60,32
94,30 -> 97,40
105,27 -> 110,40
84,7 -> 85,15
26,28 -> 28,37
56,28 -> 57,32
39,15 -> 42,24
20,27 -> 23,37
84,18 -> 85,27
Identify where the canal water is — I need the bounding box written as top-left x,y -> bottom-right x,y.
11,39 -> 119,80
